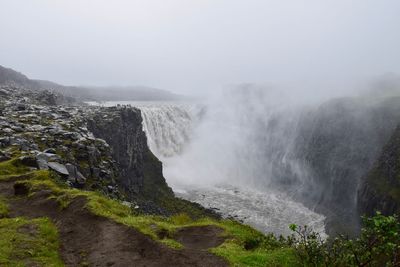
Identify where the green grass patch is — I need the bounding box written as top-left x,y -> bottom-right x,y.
0,217 -> 64,266
11,169 -> 299,266
0,196 -> 9,218
212,243 -> 298,267
0,158 -> 30,176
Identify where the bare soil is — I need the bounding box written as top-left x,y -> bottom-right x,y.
0,180 -> 228,267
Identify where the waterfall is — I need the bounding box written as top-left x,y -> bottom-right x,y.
129,92 -> 327,236
139,103 -> 199,159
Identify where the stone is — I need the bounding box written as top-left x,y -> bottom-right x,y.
19,156 -> 38,168
43,148 -> 57,154
65,163 -> 86,186
0,151 -> 10,162
36,159 -> 49,170
47,162 -> 69,176
36,152 -> 60,162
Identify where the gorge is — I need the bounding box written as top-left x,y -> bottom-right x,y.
90,80 -> 400,237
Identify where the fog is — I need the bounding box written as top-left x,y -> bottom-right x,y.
1,0 -> 400,96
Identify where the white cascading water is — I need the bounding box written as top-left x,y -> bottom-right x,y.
140,103 -> 202,158
88,93 -> 326,237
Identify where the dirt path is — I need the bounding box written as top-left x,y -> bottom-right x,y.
0,180 -> 228,267
174,225 -> 226,250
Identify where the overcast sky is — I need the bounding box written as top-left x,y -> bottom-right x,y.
0,0 -> 399,94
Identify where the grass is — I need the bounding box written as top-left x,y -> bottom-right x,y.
0,217 -> 64,266
0,158 -> 30,176
0,157 -> 300,266
0,196 -> 9,218
212,244 -> 298,267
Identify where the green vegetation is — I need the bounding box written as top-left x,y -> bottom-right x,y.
0,158 -> 30,176
1,157 -> 400,266
0,217 -> 63,266
288,212 -> 400,266
7,163 -> 299,266
0,196 -> 9,218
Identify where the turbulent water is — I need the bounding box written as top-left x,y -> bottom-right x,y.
88,99 -> 327,237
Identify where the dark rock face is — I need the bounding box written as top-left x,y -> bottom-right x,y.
292,97 -> 400,234
87,107 -> 174,202
358,126 -> 400,217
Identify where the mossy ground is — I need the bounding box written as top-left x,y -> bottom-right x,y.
0,158 -> 30,176
0,196 -> 9,217
0,217 -> 63,266
0,157 -> 300,266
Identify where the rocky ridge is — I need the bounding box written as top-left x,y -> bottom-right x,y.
0,84 -> 122,198
0,78 -> 216,217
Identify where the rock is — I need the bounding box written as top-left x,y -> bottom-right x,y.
0,137 -> 10,147
11,125 -> 24,132
43,148 -> 57,154
2,128 -> 14,134
36,159 -> 49,170
47,162 -> 69,176
0,151 -> 11,162
16,103 -> 26,111
36,152 -> 60,162
65,163 -> 86,186
19,156 -> 38,168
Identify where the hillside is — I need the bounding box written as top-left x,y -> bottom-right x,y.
0,65 -> 184,102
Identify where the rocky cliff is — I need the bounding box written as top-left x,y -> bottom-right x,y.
358,125 -> 400,217
87,107 -> 174,202
292,96 -> 400,234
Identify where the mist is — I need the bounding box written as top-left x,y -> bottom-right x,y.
1,0 -> 400,96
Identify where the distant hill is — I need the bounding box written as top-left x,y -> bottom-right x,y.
0,65 -> 40,89
35,80 -> 184,101
0,65 -> 184,101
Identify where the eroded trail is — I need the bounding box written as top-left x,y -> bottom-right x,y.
0,179 -> 228,267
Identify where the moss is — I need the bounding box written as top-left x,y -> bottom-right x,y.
0,158 -> 30,176
0,196 -> 9,218
0,217 -> 63,266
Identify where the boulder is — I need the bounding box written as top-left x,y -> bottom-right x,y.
47,162 -> 69,176
36,152 -> 60,162
19,156 -> 38,168
65,163 -> 86,186
36,159 -> 49,170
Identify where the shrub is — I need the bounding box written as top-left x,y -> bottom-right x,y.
289,212 -> 400,266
